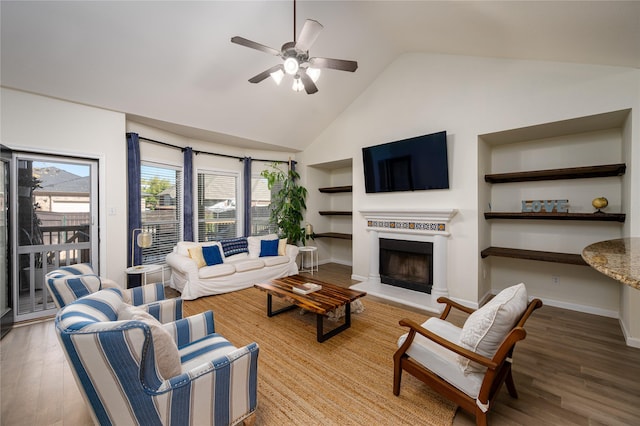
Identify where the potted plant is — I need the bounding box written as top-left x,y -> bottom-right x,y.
261,163 -> 308,246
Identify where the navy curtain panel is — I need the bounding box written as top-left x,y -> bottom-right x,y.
183,147 -> 194,241
126,133 -> 142,288
290,160 -> 297,172
243,157 -> 252,237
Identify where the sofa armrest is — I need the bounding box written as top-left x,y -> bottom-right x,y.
142,298 -> 183,323
285,244 -> 299,260
163,311 -> 215,348
166,251 -> 199,277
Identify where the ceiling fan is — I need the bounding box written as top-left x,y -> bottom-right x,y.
231,0 -> 358,94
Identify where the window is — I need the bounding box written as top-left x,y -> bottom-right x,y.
197,170 -> 239,241
250,174 -> 279,236
140,163 -> 182,264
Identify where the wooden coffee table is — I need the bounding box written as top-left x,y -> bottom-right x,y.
254,274 -> 366,342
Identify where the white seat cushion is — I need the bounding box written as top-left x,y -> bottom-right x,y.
233,259 -> 265,272
261,255 -> 290,267
198,263 -> 236,279
398,317 -> 484,398
458,283 -> 528,373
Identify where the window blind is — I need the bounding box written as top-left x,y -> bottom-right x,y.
140,163 -> 182,264
197,171 -> 238,241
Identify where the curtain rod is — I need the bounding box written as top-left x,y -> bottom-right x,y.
138,136 -> 291,164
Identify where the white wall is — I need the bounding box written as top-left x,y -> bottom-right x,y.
298,53 -> 640,315
1,88 -> 128,282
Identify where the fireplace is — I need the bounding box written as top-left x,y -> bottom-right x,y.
353,208 -> 457,314
379,238 -> 433,294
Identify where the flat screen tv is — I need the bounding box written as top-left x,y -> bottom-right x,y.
362,131 -> 449,193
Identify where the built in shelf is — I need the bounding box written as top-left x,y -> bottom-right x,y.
318,185 -> 353,193
484,212 -> 626,222
319,211 -> 352,216
481,247 -> 588,266
484,163 -> 626,184
314,232 -> 352,240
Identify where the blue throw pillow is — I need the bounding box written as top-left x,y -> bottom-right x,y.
202,245 -> 224,266
260,239 -> 279,257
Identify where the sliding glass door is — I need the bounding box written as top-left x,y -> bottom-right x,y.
13,153 -> 98,321
1,146 -> 12,337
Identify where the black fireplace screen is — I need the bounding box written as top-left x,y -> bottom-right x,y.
379,238 -> 433,294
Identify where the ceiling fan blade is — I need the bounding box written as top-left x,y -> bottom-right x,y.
248,64 -> 284,84
296,19 -> 323,52
309,57 -> 358,72
231,36 -> 281,56
299,71 -> 318,94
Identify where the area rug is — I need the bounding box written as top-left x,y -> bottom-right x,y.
183,288 -> 457,425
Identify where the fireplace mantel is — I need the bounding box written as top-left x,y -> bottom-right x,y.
359,208 -> 457,236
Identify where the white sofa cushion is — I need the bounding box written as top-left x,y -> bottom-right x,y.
262,255 -> 290,267
198,263 -> 236,279
233,259 -> 265,272
458,283 -> 528,373
398,317 -> 484,398
248,234 -> 279,258
224,252 -> 249,263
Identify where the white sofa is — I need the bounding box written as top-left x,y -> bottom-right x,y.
166,234 -> 299,300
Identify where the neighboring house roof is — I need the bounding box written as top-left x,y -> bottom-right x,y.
34,167 -> 90,194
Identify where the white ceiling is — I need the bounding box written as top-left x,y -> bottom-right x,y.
2,1 -> 639,152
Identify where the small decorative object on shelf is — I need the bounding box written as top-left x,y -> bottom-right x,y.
592,196 -> 608,213
521,199 -> 569,213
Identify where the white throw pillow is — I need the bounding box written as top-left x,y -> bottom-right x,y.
458,283 -> 528,374
118,306 -> 182,379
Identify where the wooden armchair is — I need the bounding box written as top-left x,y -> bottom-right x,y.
393,283 -> 542,426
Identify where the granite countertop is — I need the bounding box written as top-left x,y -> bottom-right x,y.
582,238 -> 640,290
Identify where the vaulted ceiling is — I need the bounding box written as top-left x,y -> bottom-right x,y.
2,1 -> 639,152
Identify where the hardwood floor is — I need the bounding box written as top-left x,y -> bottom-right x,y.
2,263 -> 639,425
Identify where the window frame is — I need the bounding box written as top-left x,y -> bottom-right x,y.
139,160 -> 183,265
195,168 -> 242,242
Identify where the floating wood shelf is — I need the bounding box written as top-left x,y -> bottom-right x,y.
318,185 -> 353,193
319,211 -> 352,216
484,163 -> 626,184
314,232 -> 352,240
484,212 -> 626,222
481,246 -> 588,266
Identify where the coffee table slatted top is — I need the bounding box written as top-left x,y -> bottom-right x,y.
254,275 -> 366,316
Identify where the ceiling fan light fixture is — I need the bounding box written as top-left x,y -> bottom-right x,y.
292,76 -> 304,92
283,57 -> 299,75
306,67 -> 321,83
270,68 -> 284,85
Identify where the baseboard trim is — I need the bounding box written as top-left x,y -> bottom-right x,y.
619,317 -> 640,348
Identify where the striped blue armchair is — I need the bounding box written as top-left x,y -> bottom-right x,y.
56,288 -> 259,426
45,263 -> 165,308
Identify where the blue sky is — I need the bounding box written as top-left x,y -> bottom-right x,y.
34,161 -> 90,177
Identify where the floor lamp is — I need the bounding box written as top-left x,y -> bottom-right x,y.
131,228 -> 153,267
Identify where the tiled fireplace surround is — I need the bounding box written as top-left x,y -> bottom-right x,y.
352,209 -> 457,314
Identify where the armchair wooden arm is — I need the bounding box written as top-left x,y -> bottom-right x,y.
436,296 -> 476,319
396,318 -> 498,370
